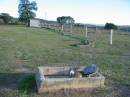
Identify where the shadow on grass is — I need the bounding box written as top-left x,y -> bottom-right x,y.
0,73 -> 37,94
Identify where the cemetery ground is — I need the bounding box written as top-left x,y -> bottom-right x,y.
0,25 -> 130,97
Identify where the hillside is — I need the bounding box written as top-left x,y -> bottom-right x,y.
0,25 -> 130,97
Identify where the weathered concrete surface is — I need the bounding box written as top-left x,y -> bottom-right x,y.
35,66 -> 105,94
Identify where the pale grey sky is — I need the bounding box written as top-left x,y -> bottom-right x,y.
0,0 -> 130,25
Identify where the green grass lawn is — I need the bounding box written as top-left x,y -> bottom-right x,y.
0,25 -> 130,97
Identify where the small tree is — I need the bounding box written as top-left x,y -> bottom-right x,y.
104,23 -> 118,30
18,0 -> 37,26
57,16 -> 74,31
0,13 -> 12,24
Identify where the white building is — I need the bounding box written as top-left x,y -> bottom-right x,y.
29,18 -> 58,28
29,19 -> 43,27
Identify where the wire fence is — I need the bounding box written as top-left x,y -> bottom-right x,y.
41,23 -> 130,43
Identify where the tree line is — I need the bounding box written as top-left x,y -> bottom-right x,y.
0,0 -> 37,25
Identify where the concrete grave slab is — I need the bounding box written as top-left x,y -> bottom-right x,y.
35,66 -> 105,93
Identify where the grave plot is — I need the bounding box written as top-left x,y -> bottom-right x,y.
35,65 -> 105,93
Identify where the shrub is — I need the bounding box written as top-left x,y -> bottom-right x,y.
0,13 -> 13,24
104,23 -> 118,30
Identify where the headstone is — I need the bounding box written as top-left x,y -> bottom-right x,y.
80,39 -> 89,45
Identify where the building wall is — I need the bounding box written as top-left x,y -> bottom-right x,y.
0,18 -> 4,24
30,19 -> 41,27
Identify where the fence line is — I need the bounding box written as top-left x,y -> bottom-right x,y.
41,23 -> 130,46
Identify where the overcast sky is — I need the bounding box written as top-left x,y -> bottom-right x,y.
0,0 -> 130,25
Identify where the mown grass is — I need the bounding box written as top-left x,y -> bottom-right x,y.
0,25 -> 130,97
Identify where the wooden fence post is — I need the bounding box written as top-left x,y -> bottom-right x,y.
85,26 -> 88,38
70,24 -> 73,33
110,29 -> 113,45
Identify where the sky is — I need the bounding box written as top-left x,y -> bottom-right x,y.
0,0 -> 130,25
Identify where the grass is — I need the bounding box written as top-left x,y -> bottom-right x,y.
0,25 -> 130,97
18,74 -> 36,94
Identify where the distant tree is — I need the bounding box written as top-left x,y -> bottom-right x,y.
0,13 -> 13,24
18,0 -> 37,26
104,23 -> 118,30
57,16 -> 74,31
